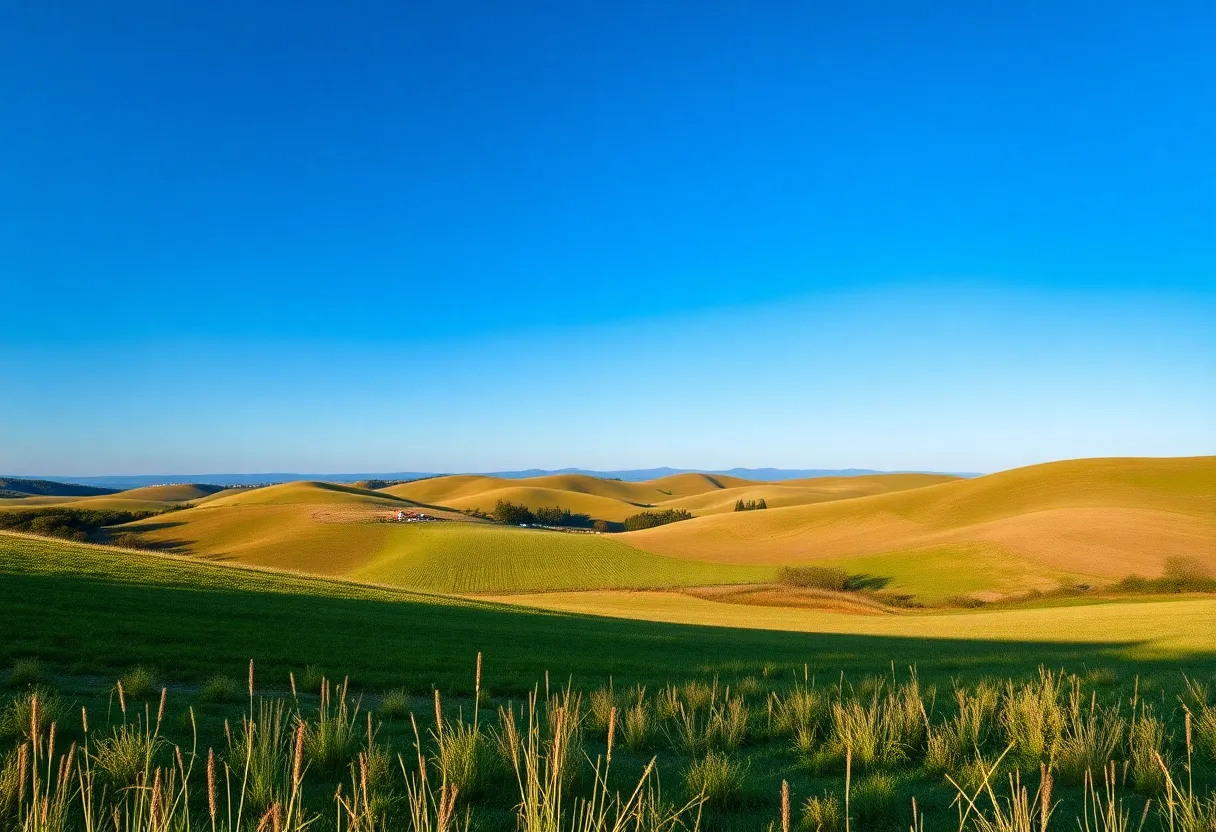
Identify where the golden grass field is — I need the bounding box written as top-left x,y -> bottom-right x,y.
479,589 -> 1216,658
4,456 -> 1211,605
625,456 -> 1216,596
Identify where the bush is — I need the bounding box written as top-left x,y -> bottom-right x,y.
800,792 -> 843,832
378,687 -> 411,719
851,773 -> 897,828
0,688 -> 65,741
199,674 -> 241,703
8,658 -> 43,687
110,532 -> 154,550
734,498 -> 768,511
622,509 -> 693,531
683,750 -> 747,807
119,666 -> 158,700
778,566 -> 851,591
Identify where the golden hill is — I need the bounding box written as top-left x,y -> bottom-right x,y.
625,456 -> 1216,597
383,471 -> 957,521
114,483 -> 234,502
202,481 -> 411,508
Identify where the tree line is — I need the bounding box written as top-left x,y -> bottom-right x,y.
492,500 -> 594,528
734,498 -> 768,511
0,508 -> 156,542
621,508 -> 693,531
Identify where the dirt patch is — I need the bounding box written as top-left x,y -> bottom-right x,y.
679,584 -> 895,615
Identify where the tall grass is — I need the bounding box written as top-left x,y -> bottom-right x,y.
301,677 -> 361,771
506,689 -> 701,830
3,663 -> 1216,832
1000,669 -> 1065,765
1056,682 -> 1125,784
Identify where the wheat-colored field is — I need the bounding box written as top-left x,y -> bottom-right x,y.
623,457 -> 1216,589
482,588 -> 1216,658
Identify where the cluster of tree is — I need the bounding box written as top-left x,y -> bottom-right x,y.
491,500 -> 592,528
776,565 -> 853,591
622,508 -> 694,531
534,506 -> 593,528
1113,556 -> 1216,594
0,508 -> 156,542
734,498 -> 768,511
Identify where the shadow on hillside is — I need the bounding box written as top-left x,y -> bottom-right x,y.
845,573 -> 890,591
3,564 -> 1212,695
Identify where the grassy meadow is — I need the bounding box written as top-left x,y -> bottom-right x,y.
2,457 -> 1214,830
3,531 -> 1216,831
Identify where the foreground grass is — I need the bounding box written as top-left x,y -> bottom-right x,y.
2,660 -> 1214,832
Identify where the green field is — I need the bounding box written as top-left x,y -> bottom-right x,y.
4,531 -> 1213,690
3,531 -> 1216,832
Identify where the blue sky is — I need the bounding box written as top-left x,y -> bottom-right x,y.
2,1 -> 1213,475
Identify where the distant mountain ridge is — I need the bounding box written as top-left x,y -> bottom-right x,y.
8,467 -> 980,490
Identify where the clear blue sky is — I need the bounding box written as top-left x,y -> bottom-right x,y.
2,1 -> 1213,476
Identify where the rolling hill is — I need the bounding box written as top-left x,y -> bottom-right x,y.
623,456 -> 1216,598
121,480 -> 769,592
34,456 -> 1206,604
383,470 -> 957,521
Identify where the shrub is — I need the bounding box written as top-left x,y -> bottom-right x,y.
683,750 -> 747,807
8,658 -> 43,687
119,666 -> 158,700
800,792 -> 843,832
1127,704 -> 1168,793
708,695 -> 750,751
623,690 -> 654,751
378,687 -> 411,719
1000,669 -> 1065,764
777,567 -> 850,592
851,772 -> 897,828
93,721 -> 165,792
587,685 -> 616,733
303,679 -> 360,770
0,688 -> 65,741
1055,683 -> 1125,784
299,665 -> 326,694
774,686 -> 825,755
199,674 -> 241,703
228,698 -> 295,814
433,721 -> 493,797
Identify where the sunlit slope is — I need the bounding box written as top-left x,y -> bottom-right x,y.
383,471 -> 955,520
664,474 -> 960,514
123,487 -> 771,592
350,524 -> 772,593
385,471 -> 748,509
203,481 -> 411,507
627,457 -> 1216,587
0,495 -> 191,512
117,483 -> 234,502
437,486 -> 642,521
